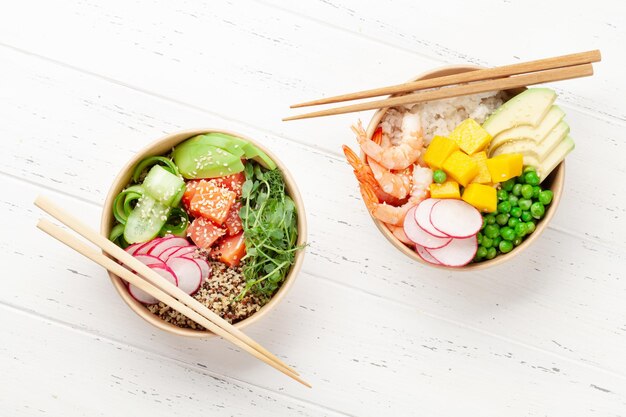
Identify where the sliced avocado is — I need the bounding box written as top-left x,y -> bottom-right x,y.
482,88 -> 557,137
172,141 -> 244,179
488,106 -> 565,154
538,136 -> 575,182
491,121 -> 570,163
184,134 -> 246,157
242,143 -> 277,170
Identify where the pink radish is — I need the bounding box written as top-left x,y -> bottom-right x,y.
414,199 -> 448,238
425,236 -> 478,267
181,256 -> 211,281
134,237 -> 166,255
148,237 -> 190,257
125,243 -> 143,256
158,246 -> 188,261
415,245 -> 442,265
165,246 -> 197,260
128,264 -> 178,304
404,206 -> 452,249
429,199 -> 482,238
388,224 -> 413,245
166,257 -> 203,295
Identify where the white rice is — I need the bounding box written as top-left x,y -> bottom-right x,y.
380,91 -> 506,145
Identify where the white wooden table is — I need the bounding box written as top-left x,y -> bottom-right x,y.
2,1 -> 625,415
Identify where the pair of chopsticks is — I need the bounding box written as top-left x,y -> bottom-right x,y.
283,50 -> 601,121
34,196 -> 311,388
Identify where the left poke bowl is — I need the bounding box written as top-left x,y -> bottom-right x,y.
101,129 -> 307,338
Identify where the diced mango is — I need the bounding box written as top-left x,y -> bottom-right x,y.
423,136 -> 459,169
462,183 -> 497,213
486,153 -> 524,183
442,151 -> 479,187
448,119 -> 493,155
469,151 -> 491,184
429,181 -> 460,199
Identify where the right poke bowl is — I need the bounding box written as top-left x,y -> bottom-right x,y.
343,66 -> 569,270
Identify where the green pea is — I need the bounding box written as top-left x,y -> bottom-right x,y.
526,221 -> 536,234
513,236 -> 523,246
521,211 -> 532,222
493,236 -> 502,247
497,189 -> 509,201
523,166 -> 536,173
499,240 -> 513,253
495,213 -> 509,226
508,194 -> 519,207
433,169 -> 447,184
484,225 -> 500,239
530,202 -> 545,219
539,190 -> 553,205
482,236 -> 493,248
518,198 -> 532,211
508,217 -> 520,228
512,183 -> 522,196
485,214 -> 496,225
476,246 -> 488,258
510,207 -> 522,218
501,179 -> 515,192
500,227 -> 516,241
481,217 -> 487,229
477,232 -> 483,245
498,201 -> 512,214
520,184 -> 534,199
514,222 -> 527,237
524,171 -> 540,186
532,186 -> 541,199
486,247 -> 497,260
516,175 -> 525,184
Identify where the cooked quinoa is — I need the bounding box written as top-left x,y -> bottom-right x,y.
147,261 -> 269,329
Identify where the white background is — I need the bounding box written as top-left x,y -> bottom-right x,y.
1,1 -> 625,416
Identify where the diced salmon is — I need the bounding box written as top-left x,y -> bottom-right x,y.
215,232 -> 246,267
211,172 -> 245,198
187,217 -> 226,249
188,180 -> 236,225
223,201 -> 243,236
182,180 -> 201,209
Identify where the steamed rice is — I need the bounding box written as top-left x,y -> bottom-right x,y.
380,91 -> 505,145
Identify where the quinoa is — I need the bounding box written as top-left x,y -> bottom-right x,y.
147,261 -> 269,329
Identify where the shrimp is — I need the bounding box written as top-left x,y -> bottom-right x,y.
342,145 -> 406,206
360,164 -> 433,227
368,158 -> 412,199
386,223 -> 413,245
352,114 -> 424,171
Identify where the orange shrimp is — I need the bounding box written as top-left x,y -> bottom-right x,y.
366,127 -> 412,199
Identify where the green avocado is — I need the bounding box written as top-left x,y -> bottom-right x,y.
172,140 -> 244,179
491,121 -> 570,165
538,136 -> 575,181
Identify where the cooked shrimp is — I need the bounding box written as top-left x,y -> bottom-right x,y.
386,223 -> 413,245
342,145 -> 405,206
360,181 -> 421,227
352,115 -> 424,171
411,165 -> 433,201
368,158 -> 411,199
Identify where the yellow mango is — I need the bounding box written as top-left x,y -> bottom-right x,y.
423,136 -> 459,169
486,153 -> 524,183
442,151 -> 479,187
462,183 -> 497,213
429,181 -> 460,199
448,118 -> 493,155
469,151 -> 491,184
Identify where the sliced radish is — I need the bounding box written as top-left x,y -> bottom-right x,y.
148,237 -> 191,257
414,199 -> 448,238
415,245 -> 442,265
181,256 -> 211,281
425,236 -> 478,267
166,245 -> 197,260
125,243 -> 144,256
132,254 -> 166,268
166,257 -> 203,295
134,237 -> 166,255
158,245 -> 188,261
404,206 -> 452,249
128,264 -> 178,304
387,224 -> 413,245
429,199 -> 482,238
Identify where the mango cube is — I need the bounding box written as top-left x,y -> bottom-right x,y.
448,119 -> 493,155
423,136 -> 459,169
462,183 -> 497,213
429,181 -> 460,199
469,151 -> 491,184
486,153 -> 524,182
442,151 -> 479,187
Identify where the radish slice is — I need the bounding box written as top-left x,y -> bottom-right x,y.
181,256 -> 211,281
414,199 -> 448,238
425,236 -> 478,267
415,245 -> 442,265
128,264 -> 178,304
125,243 -> 143,256
132,254 -> 166,267
158,246 -> 188,261
148,237 -> 190,257
430,199 -> 482,238
166,257 -> 203,295
166,246 -> 197,260
404,206 -> 452,249
386,224 -> 412,245
134,237 -> 166,255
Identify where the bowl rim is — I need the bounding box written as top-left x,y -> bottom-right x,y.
100,128 -> 307,337
363,65 -> 565,271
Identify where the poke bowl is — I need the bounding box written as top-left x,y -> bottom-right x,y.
101,128 -> 307,337
343,66 -> 568,270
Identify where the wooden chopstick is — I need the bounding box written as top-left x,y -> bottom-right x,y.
290,50 -> 601,108
34,197 -> 310,388
283,63 -> 593,121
